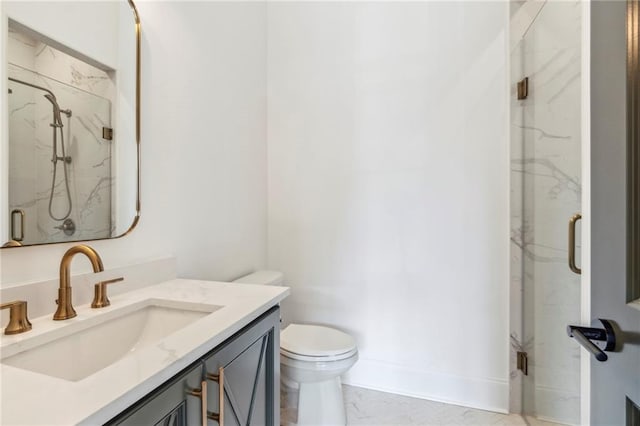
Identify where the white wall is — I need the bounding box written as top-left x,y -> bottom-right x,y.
0,2 -> 267,287
166,2 -> 268,281
267,2 -> 510,411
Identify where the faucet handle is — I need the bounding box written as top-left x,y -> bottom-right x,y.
91,277 -> 124,309
0,300 -> 32,335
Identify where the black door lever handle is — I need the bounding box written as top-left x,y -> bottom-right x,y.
569,328 -> 608,361
567,319 -> 616,362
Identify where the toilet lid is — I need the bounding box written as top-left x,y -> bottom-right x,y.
280,324 -> 357,358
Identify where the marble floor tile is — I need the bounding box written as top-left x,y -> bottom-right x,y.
343,385 -> 563,426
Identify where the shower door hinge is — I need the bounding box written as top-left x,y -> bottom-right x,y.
102,127 -> 113,141
517,77 -> 529,100
517,351 -> 529,375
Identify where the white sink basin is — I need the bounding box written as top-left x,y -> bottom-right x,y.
2,299 -> 221,382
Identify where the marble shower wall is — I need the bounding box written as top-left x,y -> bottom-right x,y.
7,28 -> 114,244
509,1 -> 582,424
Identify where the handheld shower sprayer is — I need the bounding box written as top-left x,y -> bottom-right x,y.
43,93 -> 72,128
41,91 -> 73,221
43,93 -> 72,164
44,93 -> 63,127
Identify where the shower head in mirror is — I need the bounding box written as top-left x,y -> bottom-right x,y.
43,93 -> 63,126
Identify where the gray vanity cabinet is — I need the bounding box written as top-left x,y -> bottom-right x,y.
203,307 -> 278,426
108,362 -> 203,426
107,307 -> 279,426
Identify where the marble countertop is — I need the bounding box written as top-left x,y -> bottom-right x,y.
0,279 -> 289,425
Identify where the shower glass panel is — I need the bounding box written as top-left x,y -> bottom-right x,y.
510,1 -> 582,424
8,66 -> 112,245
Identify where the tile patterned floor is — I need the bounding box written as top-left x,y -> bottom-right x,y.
343,385 -> 563,426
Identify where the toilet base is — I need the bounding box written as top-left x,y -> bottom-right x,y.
294,376 -> 346,426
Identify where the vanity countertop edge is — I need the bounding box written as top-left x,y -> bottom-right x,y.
0,279 -> 290,426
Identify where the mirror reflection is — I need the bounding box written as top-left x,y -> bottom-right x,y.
2,1 -> 139,247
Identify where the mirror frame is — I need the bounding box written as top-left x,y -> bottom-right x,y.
628,0 -> 640,302
2,0 -> 141,248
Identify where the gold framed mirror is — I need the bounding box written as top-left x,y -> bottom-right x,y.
1,0 -> 140,248
628,0 -> 640,302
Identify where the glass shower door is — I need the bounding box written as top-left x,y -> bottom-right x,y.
510,1 -> 583,424
7,67 -> 113,244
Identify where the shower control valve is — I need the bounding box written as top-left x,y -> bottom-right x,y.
54,219 -> 76,236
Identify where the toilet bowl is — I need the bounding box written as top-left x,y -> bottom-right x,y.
280,323 -> 358,426
233,271 -> 358,426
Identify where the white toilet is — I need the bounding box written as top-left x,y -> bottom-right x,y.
233,271 -> 358,426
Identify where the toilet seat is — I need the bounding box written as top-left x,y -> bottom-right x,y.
280,324 -> 357,362
280,346 -> 358,362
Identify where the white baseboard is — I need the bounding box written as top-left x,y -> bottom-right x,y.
343,358 -> 510,414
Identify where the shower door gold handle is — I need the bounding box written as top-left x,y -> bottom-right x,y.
569,213 -> 582,274
10,209 -> 24,242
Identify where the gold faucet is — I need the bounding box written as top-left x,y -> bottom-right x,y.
54,245 -> 104,320
0,300 -> 32,334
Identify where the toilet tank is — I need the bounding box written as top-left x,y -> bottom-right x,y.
232,270 -> 284,286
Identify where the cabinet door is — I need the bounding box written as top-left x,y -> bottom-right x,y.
204,308 -> 279,426
110,363 -> 206,426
